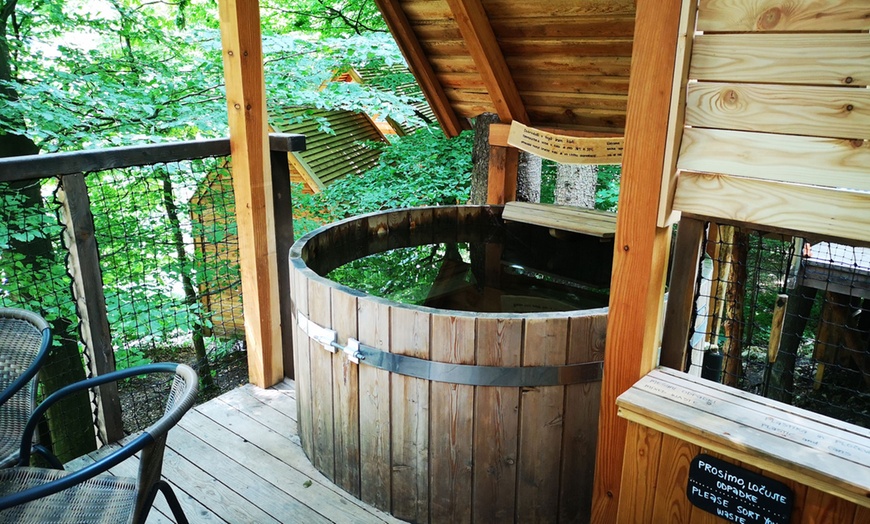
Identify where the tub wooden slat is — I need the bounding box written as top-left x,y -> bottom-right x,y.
291,264 -> 314,460
331,287 -> 361,497
429,314 -> 475,523
308,277 -> 335,480
390,307 -> 431,523
473,317 -> 523,523
357,299 -> 392,511
517,317 -> 569,523
560,313 -> 607,523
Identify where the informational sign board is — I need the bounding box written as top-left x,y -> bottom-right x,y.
506,121 -> 623,164
687,454 -> 792,524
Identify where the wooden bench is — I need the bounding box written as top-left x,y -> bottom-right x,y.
501,201 -> 617,238
617,368 -> 870,519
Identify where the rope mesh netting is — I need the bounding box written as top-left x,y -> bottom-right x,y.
1,156 -> 248,461
685,223 -> 870,428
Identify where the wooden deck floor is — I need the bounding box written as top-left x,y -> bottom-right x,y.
108,380 -> 404,523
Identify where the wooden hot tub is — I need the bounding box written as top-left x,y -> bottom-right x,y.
289,205 -> 611,523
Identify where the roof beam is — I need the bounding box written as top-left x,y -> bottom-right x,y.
445,0 -> 529,124
374,0 -> 467,137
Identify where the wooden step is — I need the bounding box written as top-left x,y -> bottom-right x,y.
502,201 -> 617,238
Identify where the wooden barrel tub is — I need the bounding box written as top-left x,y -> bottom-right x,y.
289,205 -> 610,523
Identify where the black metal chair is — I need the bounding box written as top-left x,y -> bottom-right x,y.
0,363 -> 198,523
0,308 -> 52,468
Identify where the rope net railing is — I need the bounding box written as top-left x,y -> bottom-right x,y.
685,222 -> 870,428
0,155 -> 249,462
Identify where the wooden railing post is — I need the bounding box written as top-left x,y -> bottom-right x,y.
57,173 -> 124,444
269,133 -> 306,379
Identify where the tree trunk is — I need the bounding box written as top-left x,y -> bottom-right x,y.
469,113 -> 500,205
722,230 -> 749,387
516,152 -> 542,203
555,164 -> 597,208
159,170 -> 215,392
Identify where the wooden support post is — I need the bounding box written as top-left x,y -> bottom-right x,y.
486,145 -> 518,205
219,0 -> 283,387
58,173 -> 124,444
269,134 -> 305,379
591,0 -> 684,520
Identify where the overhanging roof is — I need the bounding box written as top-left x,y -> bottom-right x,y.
374,0 -> 635,136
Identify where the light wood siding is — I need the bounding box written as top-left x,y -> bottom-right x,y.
671,0 -> 870,243
269,107 -> 389,193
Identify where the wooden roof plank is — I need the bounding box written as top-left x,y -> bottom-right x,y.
374,0 -> 467,136
444,0 -> 530,123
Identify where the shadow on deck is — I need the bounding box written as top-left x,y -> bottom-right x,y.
90,380 -> 403,523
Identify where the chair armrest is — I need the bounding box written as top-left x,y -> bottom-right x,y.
0,324 -> 51,406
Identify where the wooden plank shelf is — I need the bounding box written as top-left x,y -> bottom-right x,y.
501,201 -> 617,238
617,368 -> 870,510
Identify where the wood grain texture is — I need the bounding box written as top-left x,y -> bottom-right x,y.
444,0 -> 529,123
650,436 -> 697,523
697,0 -> 870,32
429,314 -> 475,524
615,423 -> 664,523
517,317 -> 568,523
218,0 -> 283,387
290,265 -> 314,460
660,218 -> 706,371
473,317 -> 522,523
690,33 -> 870,86
502,201 -> 617,237
308,278 -> 335,480
802,487 -> 857,523
357,299 -> 392,511
560,314 -> 607,523
486,145 -> 518,204
389,307 -> 430,523
331,288 -> 361,497
677,128 -> 870,191
673,172 -> 870,244
685,82 -> 870,140
373,0 -> 468,136
591,0 -> 680,520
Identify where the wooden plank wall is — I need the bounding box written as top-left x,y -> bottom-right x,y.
670,0 -> 870,242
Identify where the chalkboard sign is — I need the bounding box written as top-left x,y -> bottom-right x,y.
687,454 -> 792,524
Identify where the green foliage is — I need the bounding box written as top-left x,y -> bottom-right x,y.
260,0 -> 387,37
539,160 -> 620,211
313,126 -> 474,220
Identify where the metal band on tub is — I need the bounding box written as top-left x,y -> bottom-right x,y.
296,312 -> 603,387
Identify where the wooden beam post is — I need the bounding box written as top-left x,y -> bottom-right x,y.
218,0 -> 283,387
375,0 -> 467,137
444,0 -> 529,124
590,0 -> 684,521
486,145 -> 518,205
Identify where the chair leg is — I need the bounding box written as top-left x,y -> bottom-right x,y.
157,480 -> 189,524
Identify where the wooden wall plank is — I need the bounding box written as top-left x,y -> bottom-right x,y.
429,314 -> 475,524
308,278 -> 335,480
674,173 -> 870,244
591,0 -> 681,519
389,307 -> 430,523
330,288 -> 360,497
473,317 -> 522,523
560,314 -> 607,523
690,34 -> 870,86
802,487 -> 858,523
218,0 -> 283,387
697,0 -> 870,32
650,435 -> 696,523
517,317 -> 568,523
357,299 -> 392,511
404,0 -> 636,20
685,82 -> 870,140
678,128 -> 870,190
615,423 -> 665,522
374,0 -> 468,136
